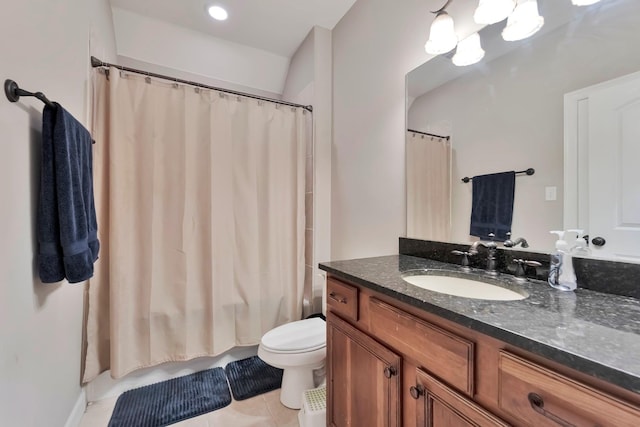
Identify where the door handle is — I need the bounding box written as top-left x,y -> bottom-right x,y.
528,393 -> 575,427
591,236 -> 606,247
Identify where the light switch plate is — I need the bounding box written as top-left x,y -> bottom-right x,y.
545,186 -> 557,201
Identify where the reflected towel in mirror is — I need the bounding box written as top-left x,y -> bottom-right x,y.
469,171 -> 515,240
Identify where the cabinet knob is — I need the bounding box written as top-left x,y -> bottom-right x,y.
591,236 -> 606,247
409,385 -> 424,399
383,366 -> 397,379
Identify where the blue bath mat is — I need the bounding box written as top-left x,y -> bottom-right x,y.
108,367 -> 231,427
224,356 -> 283,401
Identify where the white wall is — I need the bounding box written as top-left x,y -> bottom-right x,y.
282,31 -> 315,101
0,1 -> 116,426
116,57 -> 283,101
282,29 -> 316,317
282,27 -> 333,313
331,0 -> 432,259
111,8 -> 291,95
407,0 -> 640,251
311,27 -> 333,309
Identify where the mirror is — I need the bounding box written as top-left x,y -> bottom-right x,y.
406,0 -> 640,255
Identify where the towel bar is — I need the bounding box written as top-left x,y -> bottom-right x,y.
4,79 -> 54,108
462,168 -> 534,183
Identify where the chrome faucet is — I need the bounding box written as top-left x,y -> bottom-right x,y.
451,250 -> 473,271
503,233 -> 529,249
468,241 -> 498,275
511,258 -> 542,282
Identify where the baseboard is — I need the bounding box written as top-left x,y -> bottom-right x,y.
63,388 -> 87,427
86,345 -> 258,403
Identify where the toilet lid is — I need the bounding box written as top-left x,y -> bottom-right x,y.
261,317 -> 326,352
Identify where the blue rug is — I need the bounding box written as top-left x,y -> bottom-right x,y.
224,356 -> 283,401
108,367 -> 231,427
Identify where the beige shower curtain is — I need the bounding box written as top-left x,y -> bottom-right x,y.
83,69 -> 308,382
406,132 -> 451,241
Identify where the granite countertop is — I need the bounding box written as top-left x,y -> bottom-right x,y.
319,255 -> 640,395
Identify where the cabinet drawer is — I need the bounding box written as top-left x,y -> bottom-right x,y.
326,277 -> 358,322
498,351 -> 640,427
369,298 -> 474,396
415,368 -> 509,427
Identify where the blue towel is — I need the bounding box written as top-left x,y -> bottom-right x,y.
469,171 -> 515,241
38,103 -> 99,283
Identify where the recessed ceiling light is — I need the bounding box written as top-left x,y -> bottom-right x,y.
208,5 -> 228,21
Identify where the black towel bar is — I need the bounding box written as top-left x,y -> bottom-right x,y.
4,79 -> 54,108
462,168 -> 535,183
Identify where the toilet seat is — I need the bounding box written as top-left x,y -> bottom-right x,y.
258,317 -> 327,409
261,317 -> 326,353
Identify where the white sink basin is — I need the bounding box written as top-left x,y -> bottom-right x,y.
402,273 -> 527,301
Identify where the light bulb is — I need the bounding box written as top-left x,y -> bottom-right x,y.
452,33 -> 485,66
502,0 -> 544,42
474,0 -> 516,25
208,6 -> 228,21
571,0 -> 601,5
425,12 -> 458,55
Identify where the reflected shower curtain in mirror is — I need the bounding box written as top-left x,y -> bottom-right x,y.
83,69 -> 308,381
406,132 -> 451,241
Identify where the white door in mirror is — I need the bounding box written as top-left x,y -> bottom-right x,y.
566,70 -> 640,263
589,75 -> 640,261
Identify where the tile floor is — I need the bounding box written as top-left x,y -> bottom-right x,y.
79,389 -> 299,427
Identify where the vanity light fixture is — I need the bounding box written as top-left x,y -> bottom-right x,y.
502,0 -> 544,41
208,5 -> 228,21
473,0 -> 516,25
425,0 -> 458,55
452,32 -> 485,66
571,0 -> 601,5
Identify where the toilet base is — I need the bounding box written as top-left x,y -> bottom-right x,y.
279,366 -> 320,409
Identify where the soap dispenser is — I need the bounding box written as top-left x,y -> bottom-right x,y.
568,229 -> 591,257
549,231 -> 577,291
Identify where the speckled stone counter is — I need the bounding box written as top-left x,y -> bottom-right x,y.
319,255 -> 640,395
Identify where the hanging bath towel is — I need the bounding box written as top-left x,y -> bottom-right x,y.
38,103 -> 99,283
469,171 -> 515,241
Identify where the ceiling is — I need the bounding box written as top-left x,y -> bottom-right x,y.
109,0 -> 358,58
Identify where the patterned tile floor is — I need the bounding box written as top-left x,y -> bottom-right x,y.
79,389 -> 299,427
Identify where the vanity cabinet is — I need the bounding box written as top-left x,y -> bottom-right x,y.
325,274 -> 640,427
327,313 -> 401,427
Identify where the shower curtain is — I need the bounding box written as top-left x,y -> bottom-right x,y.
83,68 -> 308,382
406,132 -> 451,241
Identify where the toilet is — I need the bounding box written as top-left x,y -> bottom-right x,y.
258,317 -> 326,409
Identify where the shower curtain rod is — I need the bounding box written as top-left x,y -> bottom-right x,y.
90,56 -> 313,113
407,128 -> 450,141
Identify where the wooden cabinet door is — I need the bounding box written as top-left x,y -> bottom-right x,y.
413,368 -> 510,427
327,313 -> 401,427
